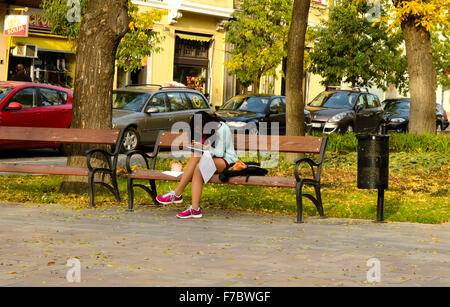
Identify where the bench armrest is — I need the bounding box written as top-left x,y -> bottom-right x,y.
126,150 -> 157,173
86,149 -> 114,171
294,158 -> 319,182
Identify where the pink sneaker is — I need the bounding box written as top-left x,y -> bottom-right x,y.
156,189 -> 183,205
176,206 -> 202,219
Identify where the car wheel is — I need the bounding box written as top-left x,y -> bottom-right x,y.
342,124 -> 354,134
377,123 -> 384,134
121,127 -> 140,153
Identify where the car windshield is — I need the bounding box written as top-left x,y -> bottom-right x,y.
221,96 -> 270,113
113,92 -> 150,112
383,100 -> 410,113
309,91 -> 358,109
0,87 -> 13,101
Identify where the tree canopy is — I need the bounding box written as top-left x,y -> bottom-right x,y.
41,0 -> 163,72
308,1 -> 408,92
381,0 -> 449,134
225,0 -> 293,90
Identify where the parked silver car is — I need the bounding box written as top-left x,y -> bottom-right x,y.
112,85 -> 212,151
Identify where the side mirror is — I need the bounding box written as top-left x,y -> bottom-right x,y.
146,107 -> 159,114
214,105 -> 220,111
7,102 -> 23,110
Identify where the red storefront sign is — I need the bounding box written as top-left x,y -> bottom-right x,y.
4,15 -> 29,37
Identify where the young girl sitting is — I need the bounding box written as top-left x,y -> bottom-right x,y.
156,111 -> 238,219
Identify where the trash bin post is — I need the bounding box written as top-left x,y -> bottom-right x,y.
377,188 -> 384,223
356,134 -> 390,223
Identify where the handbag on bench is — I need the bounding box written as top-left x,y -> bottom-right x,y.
218,160 -> 268,183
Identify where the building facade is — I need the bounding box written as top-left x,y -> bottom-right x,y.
119,0 -> 234,108
2,1 -> 445,112
0,1 -> 76,88
0,0 -> 326,108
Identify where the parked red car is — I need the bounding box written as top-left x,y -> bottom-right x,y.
0,81 -> 73,149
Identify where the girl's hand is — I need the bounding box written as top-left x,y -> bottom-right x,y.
202,141 -> 211,150
192,140 -> 203,149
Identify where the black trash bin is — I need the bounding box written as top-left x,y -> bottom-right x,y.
356,134 -> 389,222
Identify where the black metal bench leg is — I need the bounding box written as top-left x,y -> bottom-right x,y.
314,185 -> 325,218
88,171 -> 95,208
127,176 -> 134,212
295,181 -> 304,223
149,180 -> 157,204
111,173 -> 121,203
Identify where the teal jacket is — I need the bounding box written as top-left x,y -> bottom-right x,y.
209,122 -> 238,165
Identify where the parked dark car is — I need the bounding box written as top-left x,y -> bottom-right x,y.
215,94 -> 312,135
112,84 -> 212,151
382,98 -> 449,132
436,103 -> 449,131
306,87 -> 383,134
0,81 -> 73,150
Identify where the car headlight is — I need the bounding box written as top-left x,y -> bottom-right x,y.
226,121 -> 247,128
328,112 -> 348,123
390,118 -> 406,123
304,110 -> 312,123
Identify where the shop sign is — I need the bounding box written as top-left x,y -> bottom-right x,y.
27,8 -> 53,32
4,15 -> 29,37
8,7 -> 53,32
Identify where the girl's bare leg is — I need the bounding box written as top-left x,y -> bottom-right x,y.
191,158 -> 227,210
174,155 -> 201,196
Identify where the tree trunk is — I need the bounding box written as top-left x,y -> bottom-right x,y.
285,0 -> 310,161
255,77 -> 261,94
401,18 -> 436,134
60,0 -> 129,193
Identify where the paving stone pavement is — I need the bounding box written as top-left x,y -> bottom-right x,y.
0,202 -> 448,287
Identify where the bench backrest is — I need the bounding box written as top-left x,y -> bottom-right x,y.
0,127 -> 121,145
156,131 -> 327,154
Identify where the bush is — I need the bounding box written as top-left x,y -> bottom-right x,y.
314,132 -> 449,154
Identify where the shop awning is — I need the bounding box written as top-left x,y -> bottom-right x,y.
11,34 -> 76,54
176,33 -> 212,43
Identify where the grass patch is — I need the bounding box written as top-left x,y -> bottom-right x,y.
320,132 -> 449,155
0,147 -> 448,224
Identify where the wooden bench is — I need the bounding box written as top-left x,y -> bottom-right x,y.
0,126 -> 125,208
125,131 -> 328,223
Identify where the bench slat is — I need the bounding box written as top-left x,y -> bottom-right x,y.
0,127 -> 120,145
233,135 -> 323,153
0,163 -> 88,176
130,170 -> 297,188
157,131 -> 324,154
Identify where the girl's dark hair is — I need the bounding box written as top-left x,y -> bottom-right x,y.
189,111 -> 223,141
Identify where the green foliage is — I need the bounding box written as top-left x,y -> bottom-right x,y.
41,0 -> 163,72
116,5 -> 164,72
225,0 -> 293,89
40,0 -> 88,40
314,131 -> 450,154
309,1 -> 408,93
431,31 -> 450,88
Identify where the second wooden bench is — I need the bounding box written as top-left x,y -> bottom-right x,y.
0,126 -> 125,207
